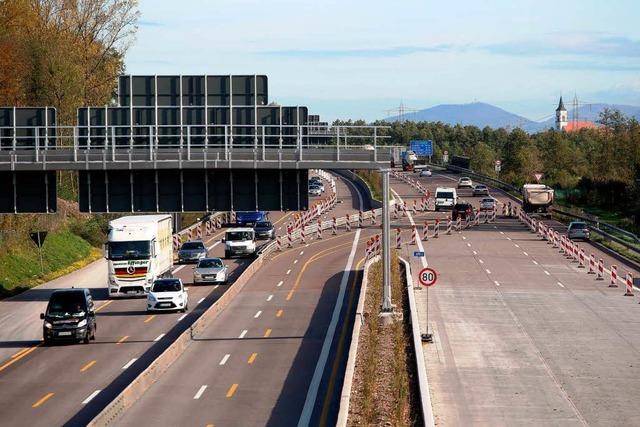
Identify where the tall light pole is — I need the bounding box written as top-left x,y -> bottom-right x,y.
380,168 -> 392,313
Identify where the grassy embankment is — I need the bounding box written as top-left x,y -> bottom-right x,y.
355,170 -> 383,201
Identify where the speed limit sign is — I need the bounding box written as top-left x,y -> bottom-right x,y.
418,267 -> 438,287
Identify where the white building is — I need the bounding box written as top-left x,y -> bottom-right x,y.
555,96 -> 568,131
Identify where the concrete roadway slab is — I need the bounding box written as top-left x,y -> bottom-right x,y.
391,173 -> 640,426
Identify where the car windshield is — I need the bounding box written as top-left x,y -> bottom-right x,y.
476,186 -> 487,189
571,223 -> 588,230
460,178 -> 470,182
227,231 -> 252,241
482,198 -> 494,203
198,259 -> 223,268
46,293 -> 86,318
437,192 -> 454,199
455,204 -> 471,210
108,241 -> 150,260
152,280 -> 182,292
255,221 -> 272,228
181,242 -> 205,250
309,185 -> 320,189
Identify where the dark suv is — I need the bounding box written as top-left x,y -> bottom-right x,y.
452,202 -> 475,221
41,288 -> 96,345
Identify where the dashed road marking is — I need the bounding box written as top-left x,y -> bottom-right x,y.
486,269 -> 492,274
499,231 -> 504,235
178,313 -> 187,321
254,311 -> 262,318
532,260 -> 538,265
267,295 -> 273,302
198,297 -> 205,304
32,392 -> 54,408
264,329 -> 272,337
557,282 -> 565,288
194,385 -> 208,400
239,330 -> 248,339
248,353 -> 258,364
117,335 -> 129,344
80,360 -> 96,372
479,259 -> 484,264
207,241 -> 220,251
300,251 -> 304,255
514,244 -> 520,248
219,354 -> 230,365
82,390 -> 101,404
494,280 -> 500,286
462,236 -> 467,240
294,259 -> 298,264
466,243 -> 471,247
226,383 -> 239,398
122,358 -> 137,370
523,252 -> 529,256
286,269 -> 291,275
154,333 -> 165,342
276,309 -> 284,318
544,270 -> 550,276
144,315 -> 155,323
277,280 -> 283,287
473,251 -> 478,255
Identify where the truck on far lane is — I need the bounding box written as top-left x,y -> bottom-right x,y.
106,215 -> 174,297
522,184 -> 554,216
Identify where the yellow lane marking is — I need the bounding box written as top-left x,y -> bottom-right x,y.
32,392 -> 54,408
285,242 -> 356,301
11,347 -> 31,359
226,383 -> 238,398
80,360 -> 96,372
270,231 -> 366,262
95,299 -> 113,312
0,345 -> 40,373
144,315 -> 155,323
319,257 -> 365,425
117,335 -> 129,344
247,353 -> 258,364
276,309 -> 283,318
263,328 -> 272,338
206,424 -> 214,427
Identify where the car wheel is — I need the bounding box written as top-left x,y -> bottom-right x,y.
83,333 -> 90,344
225,250 -> 231,259
43,336 -> 51,346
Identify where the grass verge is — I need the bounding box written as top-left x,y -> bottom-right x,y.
355,170 -> 383,202
348,252 -> 421,426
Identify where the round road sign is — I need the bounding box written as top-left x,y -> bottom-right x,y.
418,267 -> 438,287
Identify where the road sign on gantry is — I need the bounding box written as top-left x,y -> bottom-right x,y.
418,267 -> 438,287
410,140 -> 433,156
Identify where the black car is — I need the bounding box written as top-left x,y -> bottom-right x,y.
41,288 -> 96,345
451,202 -> 475,221
254,221 -> 275,240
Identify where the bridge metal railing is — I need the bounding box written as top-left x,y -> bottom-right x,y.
0,124 -> 398,168
443,163 -> 640,257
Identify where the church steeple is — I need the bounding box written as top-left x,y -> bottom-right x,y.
555,96 -> 568,130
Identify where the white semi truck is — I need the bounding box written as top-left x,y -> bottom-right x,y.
106,215 -> 174,297
522,184 -> 554,215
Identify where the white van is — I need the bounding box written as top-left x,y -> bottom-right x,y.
435,187 -> 457,211
223,228 -> 257,259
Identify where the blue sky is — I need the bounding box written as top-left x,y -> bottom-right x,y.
126,0 -> 640,122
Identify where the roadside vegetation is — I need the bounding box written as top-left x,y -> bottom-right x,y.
355,170 -> 383,201
349,252 -> 421,426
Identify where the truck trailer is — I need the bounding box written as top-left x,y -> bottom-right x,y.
522,184 -> 554,215
106,215 -> 174,297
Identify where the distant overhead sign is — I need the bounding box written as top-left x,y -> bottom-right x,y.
410,140 -> 433,157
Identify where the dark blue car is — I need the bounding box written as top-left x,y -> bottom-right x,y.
236,211 -> 267,226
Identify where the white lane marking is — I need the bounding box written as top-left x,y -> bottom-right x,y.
298,228 -> 362,426
486,269 -> 491,274
390,189 -> 427,268
472,251 -> 478,255
514,244 -> 520,248
239,330 -> 248,339
173,265 -> 186,274
213,285 -> 219,290
305,244 -> 310,247
507,237 -> 512,241
207,241 -> 220,251
286,269 -> 291,275
294,259 -> 298,264
254,311 -> 262,318
82,390 -> 101,405
532,260 -> 539,265
499,231 -> 504,235
219,354 -> 230,365
299,251 -> 304,255
523,252 -> 529,256
267,295 -> 273,302
122,358 -> 137,370
154,334 -> 165,342
544,270 -> 550,276
193,385 -> 208,400
494,280 -> 500,286
557,282 -> 565,288
479,259 -> 484,264
277,280 -> 283,287
462,236 -> 467,240
198,297 -> 205,304
177,313 -> 187,321
466,243 -> 471,247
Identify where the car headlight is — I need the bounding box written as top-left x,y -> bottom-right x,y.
177,294 -> 183,301
148,294 -> 157,302
44,321 -> 52,329
194,271 -> 202,277
77,319 -> 87,328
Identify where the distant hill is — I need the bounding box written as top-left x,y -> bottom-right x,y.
384,101 -> 640,133
384,102 -> 534,129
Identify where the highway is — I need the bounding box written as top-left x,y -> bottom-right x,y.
112,173 -> 375,427
0,203 -> 297,426
392,170 -> 640,426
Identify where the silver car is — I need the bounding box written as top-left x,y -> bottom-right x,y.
193,258 -> 228,284
458,177 -> 473,188
567,221 -> 590,241
472,185 -> 489,196
178,240 -> 207,264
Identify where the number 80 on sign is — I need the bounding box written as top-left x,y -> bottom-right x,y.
418,267 -> 438,287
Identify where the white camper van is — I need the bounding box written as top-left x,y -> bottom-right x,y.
106,215 -> 173,297
435,187 -> 458,211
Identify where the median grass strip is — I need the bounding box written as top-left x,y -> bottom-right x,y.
348,251 -> 421,426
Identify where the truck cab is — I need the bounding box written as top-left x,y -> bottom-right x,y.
223,228 -> 257,259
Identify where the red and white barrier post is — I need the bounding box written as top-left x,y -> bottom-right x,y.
370,209 -> 376,225
358,211 -> 363,228
434,219 -> 440,238
332,217 -> 337,235
610,265 -> 618,287
578,248 -> 585,267
396,228 -> 402,249
411,225 -> 417,245
588,253 -> 596,274
422,221 -> 429,241
597,259 -> 604,280
276,236 -> 282,251
346,215 -> 352,232
624,272 -> 634,296
316,219 -> 323,239
447,217 -> 452,235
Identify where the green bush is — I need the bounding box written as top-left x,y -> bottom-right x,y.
69,216 -> 109,247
